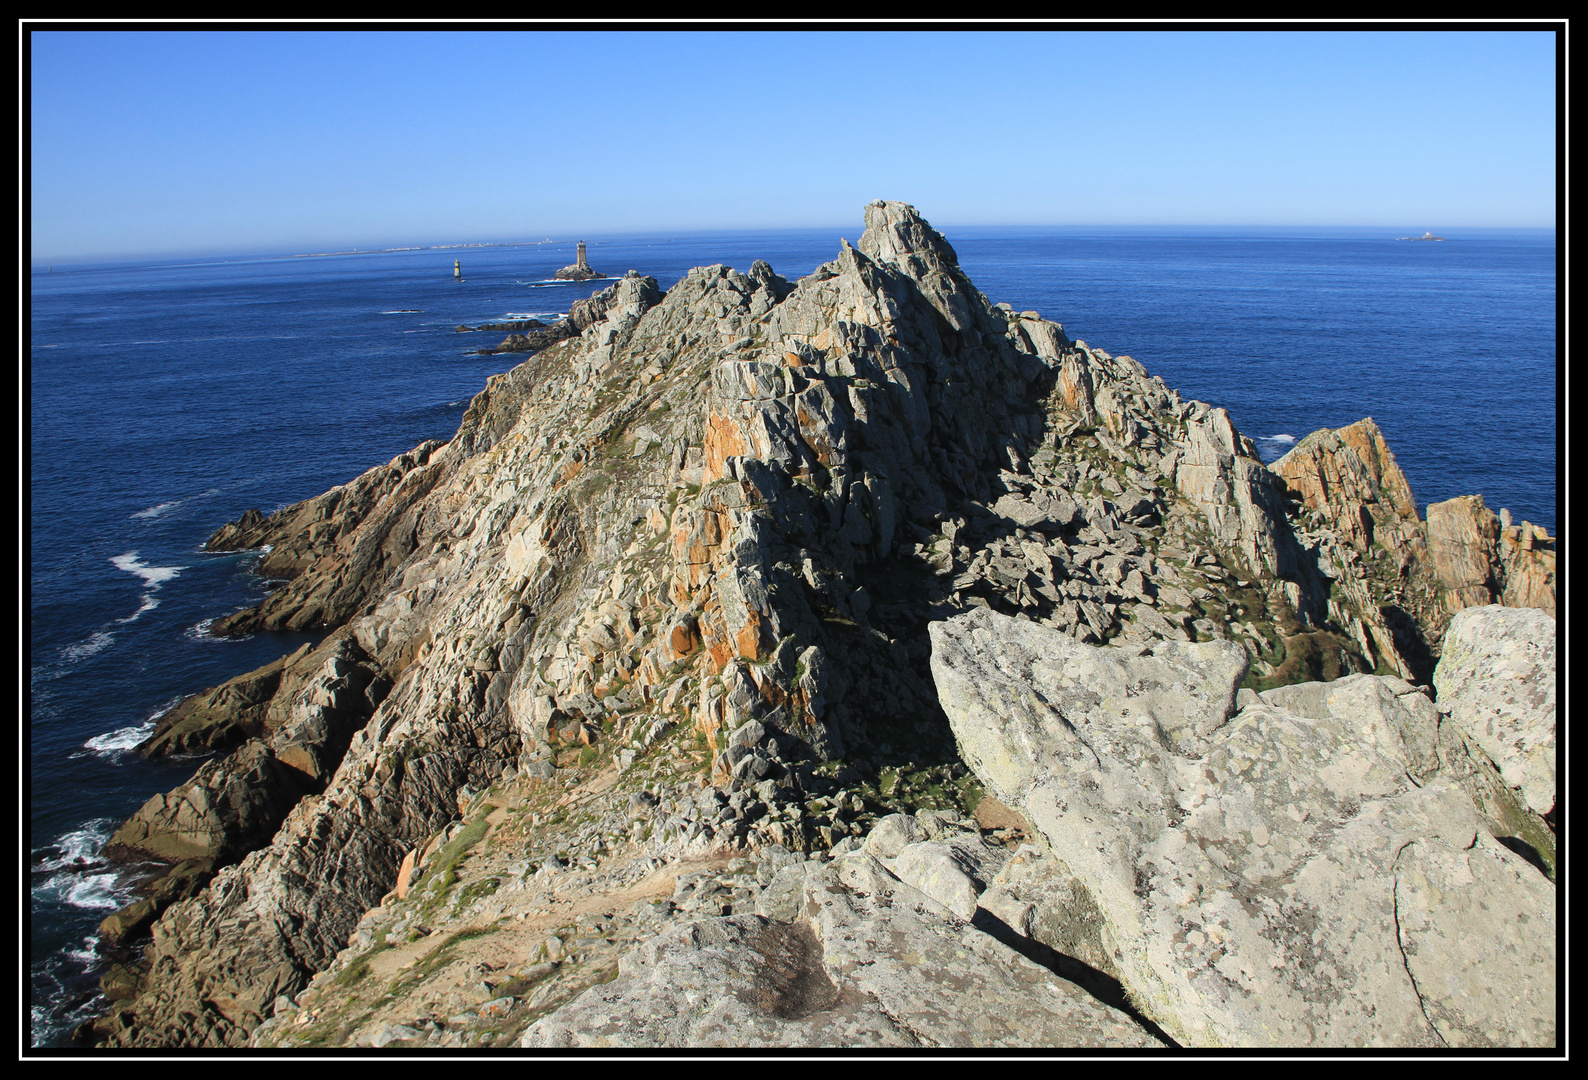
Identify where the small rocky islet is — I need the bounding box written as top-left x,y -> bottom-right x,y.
82,201 -> 1556,1050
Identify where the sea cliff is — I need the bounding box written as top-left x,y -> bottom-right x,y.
86,202 -> 1556,1049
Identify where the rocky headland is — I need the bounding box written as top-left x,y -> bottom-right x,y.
84,202 -> 1557,1050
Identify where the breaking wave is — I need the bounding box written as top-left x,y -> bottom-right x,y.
30,820 -> 138,914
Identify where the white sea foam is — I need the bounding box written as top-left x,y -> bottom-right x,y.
82,719 -> 155,755
114,595 -> 161,624
33,820 -> 115,874
131,500 -> 180,520
379,310 -> 423,314
54,872 -> 131,911
32,821 -> 139,908
64,936 -> 101,965
110,551 -> 185,589
1263,433 -> 1296,444
59,631 -> 114,664
31,823 -> 136,910
186,616 -> 249,642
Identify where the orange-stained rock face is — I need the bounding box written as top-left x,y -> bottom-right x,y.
703,411 -> 748,483
1273,417 -> 1426,572
667,619 -> 698,659
1335,419 -> 1419,521
1424,496 -> 1556,619
705,637 -> 734,673
1426,495 -> 1502,611
394,849 -> 415,900
733,612 -> 764,662
672,505 -> 733,591
1058,356 -> 1096,422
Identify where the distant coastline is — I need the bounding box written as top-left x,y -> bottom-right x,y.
290,239 -> 565,259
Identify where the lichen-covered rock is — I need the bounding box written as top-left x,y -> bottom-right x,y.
521,853 -> 1159,1049
931,607 -> 1555,1048
887,834 -> 1006,921
1433,605 -> 1556,817
977,851 -> 1118,980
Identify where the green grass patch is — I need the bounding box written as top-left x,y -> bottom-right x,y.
413,807 -> 496,916
386,922 -> 503,996
458,876 -> 502,906
1249,630 -> 1369,692
332,941 -> 391,988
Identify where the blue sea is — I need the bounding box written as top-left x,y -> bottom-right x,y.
27,225 -> 1557,1046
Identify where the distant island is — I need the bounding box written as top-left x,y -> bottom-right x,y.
1398,231 -> 1448,241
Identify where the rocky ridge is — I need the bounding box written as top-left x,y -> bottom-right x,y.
85,202 -> 1557,1048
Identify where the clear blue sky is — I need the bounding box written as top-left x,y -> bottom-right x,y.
29,27 -> 1558,262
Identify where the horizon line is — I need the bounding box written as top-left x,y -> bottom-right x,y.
30,221 -> 1558,269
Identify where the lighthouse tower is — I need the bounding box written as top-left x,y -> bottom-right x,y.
575,242 -> 589,272
454,259 -> 462,279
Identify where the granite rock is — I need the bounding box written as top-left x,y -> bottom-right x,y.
1433,604 -> 1556,817
931,606 -> 1555,1048
521,853 -> 1159,1049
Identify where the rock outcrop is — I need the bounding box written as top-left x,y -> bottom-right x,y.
1425,495 -> 1557,617
520,848 -> 1158,1049
90,201 -> 1557,1049
1273,420 -> 1556,684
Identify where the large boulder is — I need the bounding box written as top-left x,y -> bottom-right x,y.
1433,605 -> 1556,818
521,852 -> 1160,1049
930,607 -> 1556,1048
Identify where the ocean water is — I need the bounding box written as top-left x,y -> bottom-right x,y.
27,225 -> 1556,1045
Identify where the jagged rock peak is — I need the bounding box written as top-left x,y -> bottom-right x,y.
857,200 -> 960,269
